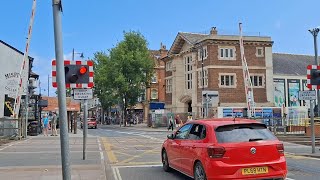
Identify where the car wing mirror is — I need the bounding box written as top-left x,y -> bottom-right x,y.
167,134 -> 174,139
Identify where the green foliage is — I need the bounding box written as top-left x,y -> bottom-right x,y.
94,31 -> 154,114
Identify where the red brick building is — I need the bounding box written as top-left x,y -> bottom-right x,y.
162,27 -> 274,118
143,44 -> 168,122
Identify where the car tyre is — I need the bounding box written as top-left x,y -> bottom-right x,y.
194,161 -> 207,180
95,126 -> 97,129
162,149 -> 171,172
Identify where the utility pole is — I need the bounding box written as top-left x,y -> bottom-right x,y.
309,28 -> 320,117
25,80 -> 29,138
52,0 -> 71,179
83,99 -> 88,160
308,27 -> 320,154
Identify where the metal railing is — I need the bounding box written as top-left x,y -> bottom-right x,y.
0,118 -> 22,139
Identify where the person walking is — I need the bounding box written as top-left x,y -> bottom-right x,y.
51,112 -> 58,136
167,116 -> 174,131
42,114 -> 49,136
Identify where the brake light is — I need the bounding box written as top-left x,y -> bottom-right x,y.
276,144 -> 284,154
207,146 -> 226,158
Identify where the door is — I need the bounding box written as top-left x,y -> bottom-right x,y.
170,124 -> 192,171
180,124 -> 207,176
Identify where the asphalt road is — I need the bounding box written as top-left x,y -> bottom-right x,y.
89,125 -> 320,180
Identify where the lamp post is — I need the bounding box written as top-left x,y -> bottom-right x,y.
72,48 -> 84,61
308,27 -> 319,154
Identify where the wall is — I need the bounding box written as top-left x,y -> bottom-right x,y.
0,43 -> 29,118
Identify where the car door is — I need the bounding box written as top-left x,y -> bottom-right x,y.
170,124 -> 192,171
180,124 -> 207,176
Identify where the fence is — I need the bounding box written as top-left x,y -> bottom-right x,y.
148,112 -> 197,128
0,118 -> 22,139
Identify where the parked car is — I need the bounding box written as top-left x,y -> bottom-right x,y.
80,118 -> 97,129
161,118 -> 287,180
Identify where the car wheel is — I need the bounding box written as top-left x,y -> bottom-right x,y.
194,161 -> 207,180
162,149 -> 171,172
95,126 -> 97,129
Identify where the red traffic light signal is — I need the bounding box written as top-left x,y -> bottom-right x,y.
79,66 -> 87,75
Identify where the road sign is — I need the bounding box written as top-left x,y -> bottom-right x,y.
73,89 -> 93,100
298,90 -> 316,100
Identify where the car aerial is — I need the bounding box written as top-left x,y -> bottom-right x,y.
80,118 -> 97,129
161,118 -> 287,180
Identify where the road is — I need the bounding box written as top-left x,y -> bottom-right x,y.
88,125 -> 320,180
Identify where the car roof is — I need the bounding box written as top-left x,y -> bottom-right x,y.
188,118 -> 264,128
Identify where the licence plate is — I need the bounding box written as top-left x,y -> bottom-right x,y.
242,167 -> 268,175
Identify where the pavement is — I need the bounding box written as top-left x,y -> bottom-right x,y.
0,129 -> 106,180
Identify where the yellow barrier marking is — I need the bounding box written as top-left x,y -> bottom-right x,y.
101,137 -> 118,163
119,147 -> 159,164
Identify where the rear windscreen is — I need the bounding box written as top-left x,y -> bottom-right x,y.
215,123 -> 277,143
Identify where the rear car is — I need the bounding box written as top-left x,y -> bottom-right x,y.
80,118 -> 97,129
161,118 -> 287,180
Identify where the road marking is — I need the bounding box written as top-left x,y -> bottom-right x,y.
114,162 -> 162,166
119,147 -> 159,164
286,178 -> 295,180
101,137 -> 118,163
97,137 -> 107,180
285,152 -> 320,161
115,164 -> 163,168
0,138 -> 31,151
112,167 -> 122,180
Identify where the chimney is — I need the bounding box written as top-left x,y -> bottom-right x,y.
210,27 -> 217,35
160,42 -> 168,58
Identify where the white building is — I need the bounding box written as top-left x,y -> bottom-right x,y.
0,40 -> 33,118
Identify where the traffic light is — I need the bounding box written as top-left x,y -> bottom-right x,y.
310,69 -> 320,85
64,64 -> 89,84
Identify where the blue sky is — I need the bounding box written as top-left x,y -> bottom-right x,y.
1,0 -> 320,96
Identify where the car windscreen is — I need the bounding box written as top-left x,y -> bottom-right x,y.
215,123 -> 277,143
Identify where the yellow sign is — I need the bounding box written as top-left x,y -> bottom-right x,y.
242,166 -> 268,175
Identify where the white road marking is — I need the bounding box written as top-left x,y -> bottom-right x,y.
0,138 -> 31,151
97,137 -> 107,180
112,167 -> 122,180
286,178 -> 295,180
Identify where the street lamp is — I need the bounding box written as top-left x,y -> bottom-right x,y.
308,27 -> 320,154
72,48 -> 84,61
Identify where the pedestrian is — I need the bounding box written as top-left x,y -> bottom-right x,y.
51,112 -> 58,136
175,115 -> 182,128
42,114 -> 49,136
168,116 -> 174,131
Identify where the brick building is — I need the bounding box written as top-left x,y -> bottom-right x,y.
162,27 -> 274,119
143,44 -> 168,122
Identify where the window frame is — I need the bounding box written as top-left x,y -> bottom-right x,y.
250,74 -> 265,88
175,124 -> 193,140
198,46 -> 208,60
151,73 -> 157,83
150,88 -> 158,99
218,46 -> 236,60
256,47 -> 264,57
184,55 -> 193,90
188,124 -> 207,140
198,69 -> 208,88
219,73 -> 237,88
166,78 -> 172,93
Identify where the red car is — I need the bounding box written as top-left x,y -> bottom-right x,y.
161,118 -> 287,180
80,118 -> 97,129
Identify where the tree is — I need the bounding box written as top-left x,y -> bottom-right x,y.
94,31 -> 154,126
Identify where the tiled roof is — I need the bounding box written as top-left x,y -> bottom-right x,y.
42,97 -> 80,112
179,32 -> 208,44
273,53 -> 318,76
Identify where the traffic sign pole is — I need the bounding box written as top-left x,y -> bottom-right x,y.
310,99 -> 316,153
83,99 -> 88,160
52,1 -> 71,179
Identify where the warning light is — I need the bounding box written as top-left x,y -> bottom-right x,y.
79,66 -> 87,74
